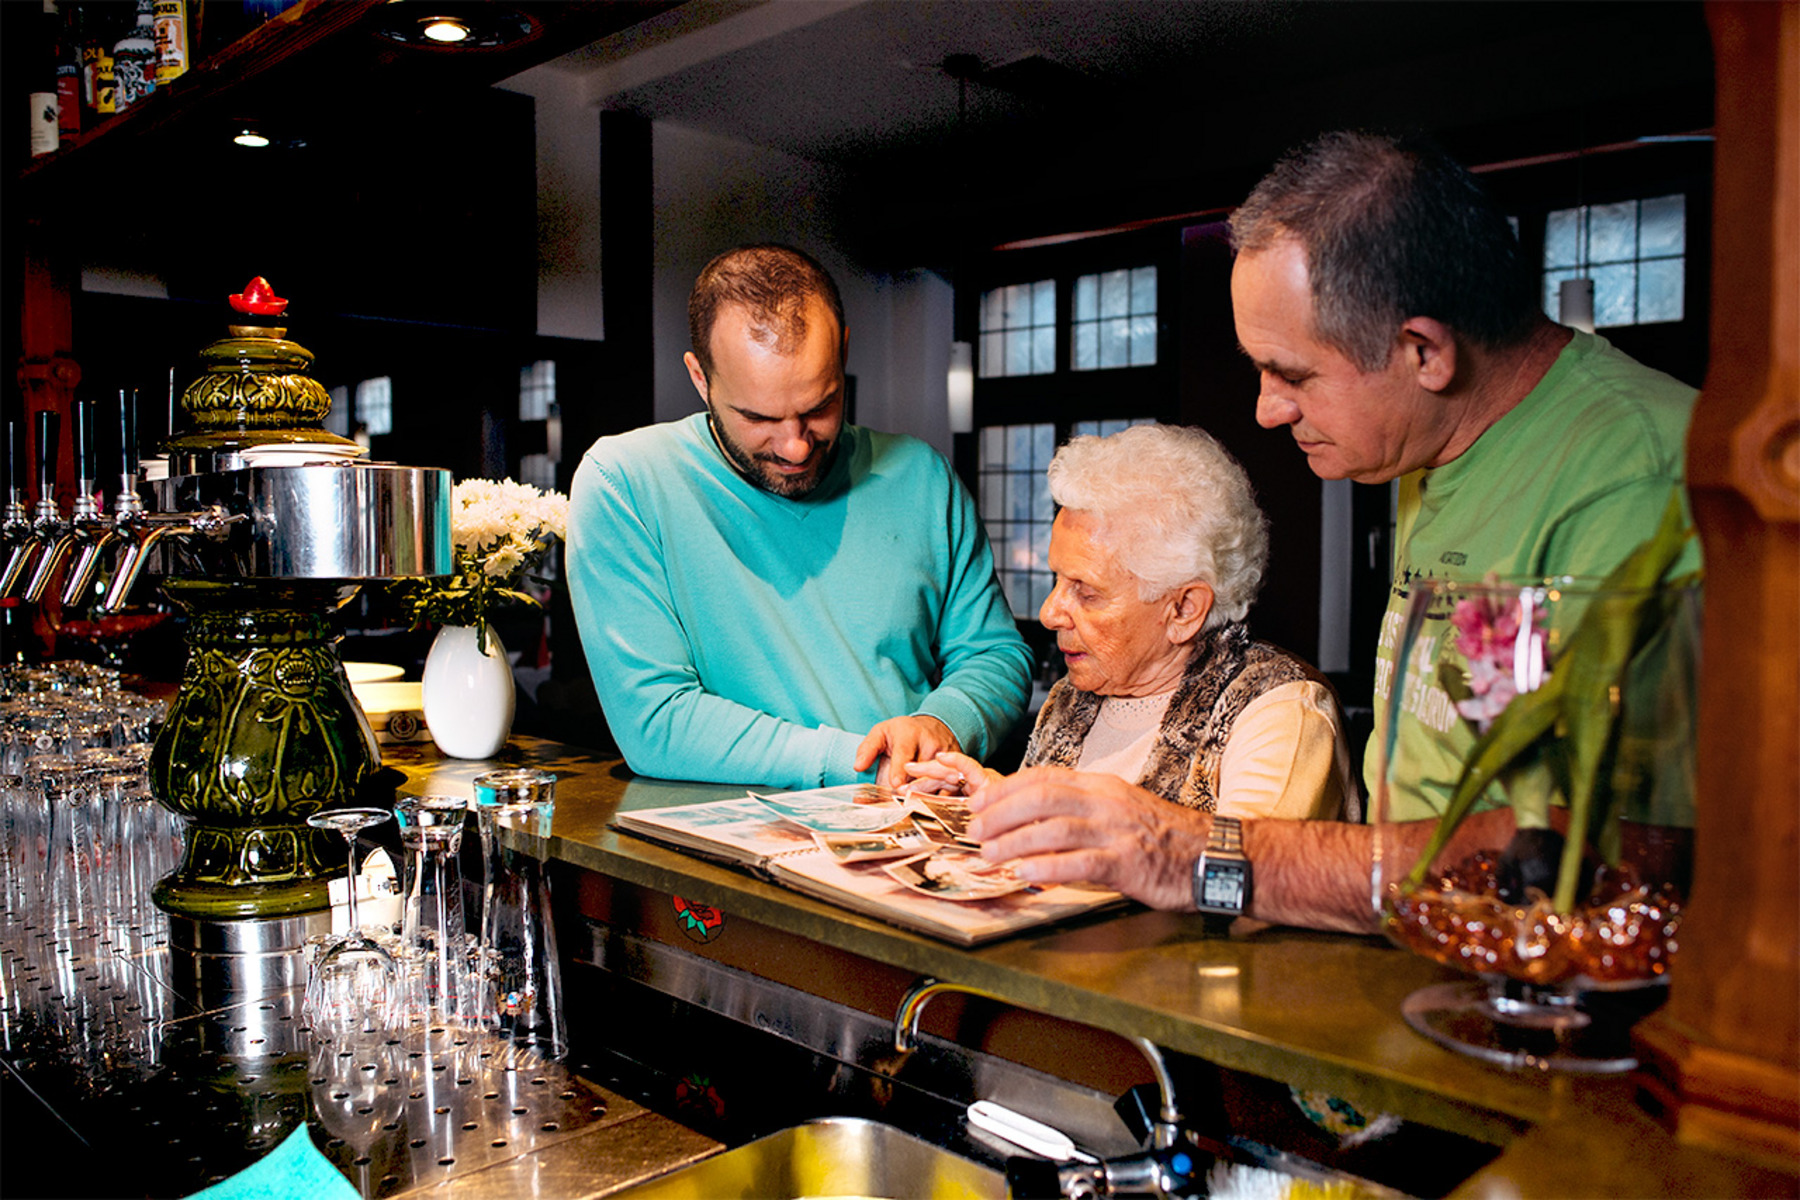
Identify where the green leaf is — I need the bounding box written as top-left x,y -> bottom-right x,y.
1405,671 -> 1564,890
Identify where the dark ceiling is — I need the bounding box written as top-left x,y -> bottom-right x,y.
550,0 -> 1715,266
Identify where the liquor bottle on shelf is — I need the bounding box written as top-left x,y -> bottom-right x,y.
111,0 -> 157,113
153,0 -> 192,84
53,2 -> 82,138
29,2 -> 60,157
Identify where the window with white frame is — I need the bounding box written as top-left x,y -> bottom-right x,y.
1072,416 -> 1156,439
518,359 -> 558,492
1542,194 -> 1686,327
355,377 -> 393,437
978,423 -> 1056,619
978,280 -> 1057,378
1071,267 -> 1157,370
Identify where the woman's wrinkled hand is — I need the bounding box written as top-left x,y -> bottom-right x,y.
900,750 -> 1002,797
965,766 -> 1210,910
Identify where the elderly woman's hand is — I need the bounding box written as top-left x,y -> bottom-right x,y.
966,766 -> 1210,910
900,751 -> 1002,797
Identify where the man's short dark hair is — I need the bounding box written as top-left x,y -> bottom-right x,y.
687,244 -> 846,380
1230,131 -> 1540,371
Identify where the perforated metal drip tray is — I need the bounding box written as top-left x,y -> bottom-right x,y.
307,1026 -> 632,1198
0,902 -> 717,1199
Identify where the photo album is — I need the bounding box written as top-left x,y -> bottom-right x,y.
612,784 -> 1124,946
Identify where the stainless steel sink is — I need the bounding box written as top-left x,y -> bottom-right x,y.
615,1117 -> 1006,1199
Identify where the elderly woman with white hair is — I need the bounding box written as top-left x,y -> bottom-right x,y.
910,423 -> 1350,822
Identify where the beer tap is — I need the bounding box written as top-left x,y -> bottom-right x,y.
62,391 -> 145,607
24,403 -> 103,605
0,420 -> 34,596
3,413 -> 65,601
98,499 -> 244,613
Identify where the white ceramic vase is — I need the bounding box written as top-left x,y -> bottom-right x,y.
420,623 -> 516,759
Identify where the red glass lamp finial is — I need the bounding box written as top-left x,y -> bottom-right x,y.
229,276 -> 289,317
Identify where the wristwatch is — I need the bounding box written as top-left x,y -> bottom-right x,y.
1193,814 -> 1251,917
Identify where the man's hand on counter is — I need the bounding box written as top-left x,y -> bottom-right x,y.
855,713 -> 960,789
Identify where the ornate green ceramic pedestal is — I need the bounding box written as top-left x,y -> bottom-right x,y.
150,580 -> 378,919
137,279 -> 448,925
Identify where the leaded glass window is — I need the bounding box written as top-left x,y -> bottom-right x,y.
1542,194 -> 1686,327
978,281 -> 1057,378
1071,267 -> 1157,370
978,423 -> 1056,618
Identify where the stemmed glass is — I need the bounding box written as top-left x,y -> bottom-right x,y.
303,807 -> 400,1038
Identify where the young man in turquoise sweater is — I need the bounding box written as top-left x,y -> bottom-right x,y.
567,245 -> 1031,790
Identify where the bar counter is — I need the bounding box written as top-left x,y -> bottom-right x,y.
386,737 -> 1797,1199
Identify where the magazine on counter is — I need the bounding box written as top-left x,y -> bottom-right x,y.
611,783 -> 1125,946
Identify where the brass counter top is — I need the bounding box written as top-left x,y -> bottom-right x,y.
385,739 -> 1797,1197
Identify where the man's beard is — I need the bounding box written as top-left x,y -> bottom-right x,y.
708,410 -> 838,498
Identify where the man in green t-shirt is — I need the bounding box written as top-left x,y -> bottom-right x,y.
960,131 -> 1697,933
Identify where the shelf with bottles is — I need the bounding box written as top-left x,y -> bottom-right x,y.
12,0 -> 675,208
16,0 -> 381,190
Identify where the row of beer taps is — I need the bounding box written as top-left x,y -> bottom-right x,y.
0,393 -> 237,613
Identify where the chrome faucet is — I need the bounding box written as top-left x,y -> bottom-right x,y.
62,391 -> 146,607
893,977 -> 1209,1198
99,505 -> 242,613
0,419 -> 36,597
23,399 -> 110,605
4,412 -> 67,602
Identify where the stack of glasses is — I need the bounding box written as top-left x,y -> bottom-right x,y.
0,660 -> 176,1095
300,768 -> 565,1066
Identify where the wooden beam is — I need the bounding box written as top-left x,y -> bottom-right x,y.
1634,0 -> 1800,1168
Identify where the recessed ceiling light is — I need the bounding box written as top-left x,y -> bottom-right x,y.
233,129 -> 272,148
421,17 -> 469,43
375,5 -> 537,50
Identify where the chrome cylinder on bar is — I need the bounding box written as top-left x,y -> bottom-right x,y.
141,461 -> 453,582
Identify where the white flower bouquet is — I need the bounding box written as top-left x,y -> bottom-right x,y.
408,478 -> 569,637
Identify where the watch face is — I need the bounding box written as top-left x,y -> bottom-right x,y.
1201,861 -> 1248,911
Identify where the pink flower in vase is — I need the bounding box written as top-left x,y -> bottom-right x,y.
1448,589 -> 1548,732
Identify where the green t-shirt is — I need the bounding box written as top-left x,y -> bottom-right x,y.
1366,331 -> 1700,822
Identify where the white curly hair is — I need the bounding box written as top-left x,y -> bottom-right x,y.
1046,424 -> 1269,630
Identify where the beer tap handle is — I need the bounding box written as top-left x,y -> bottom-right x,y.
119,388 -> 141,479
4,418 -> 23,511
34,410 -> 60,512
113,389 -> 146,521
72,397 -> 98,501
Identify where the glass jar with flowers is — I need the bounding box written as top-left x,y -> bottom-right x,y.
1374,494 -> 1700,1073
409,478 -> 568,759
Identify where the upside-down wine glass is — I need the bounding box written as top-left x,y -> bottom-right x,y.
303,807 -> 400,1038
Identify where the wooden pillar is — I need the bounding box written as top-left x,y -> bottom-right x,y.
1634,0 -> 1800,1167
14,218 -> 80,509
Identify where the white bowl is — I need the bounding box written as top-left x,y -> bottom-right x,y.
345,662 -> 405,684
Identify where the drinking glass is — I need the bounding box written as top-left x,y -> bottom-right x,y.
393,795 -> 479,1028
303,808 -> 400,1038
470,768 -> 564,1058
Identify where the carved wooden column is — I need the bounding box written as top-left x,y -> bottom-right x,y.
1634,0 -> 1800,1167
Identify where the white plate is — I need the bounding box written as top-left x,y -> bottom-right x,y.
345,661 -> 404,684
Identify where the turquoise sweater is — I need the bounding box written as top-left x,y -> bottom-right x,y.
567,415 -> 1032,788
